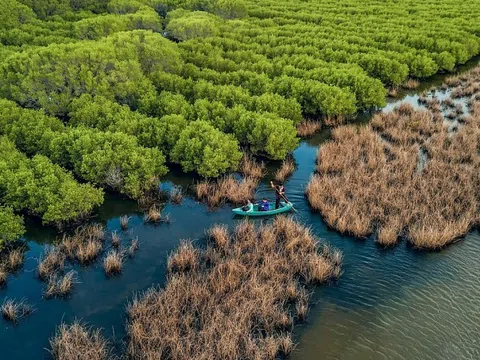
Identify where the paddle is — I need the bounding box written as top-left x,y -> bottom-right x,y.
270,181 -> 297,212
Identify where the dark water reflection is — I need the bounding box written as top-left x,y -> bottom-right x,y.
1,59 -> 480,359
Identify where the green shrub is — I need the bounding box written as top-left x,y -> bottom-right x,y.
0,206 -> 25,249
171,121 -> 242,177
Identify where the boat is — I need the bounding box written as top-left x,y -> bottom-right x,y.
232,201 -> 293,217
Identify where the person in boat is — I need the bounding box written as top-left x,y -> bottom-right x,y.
258,198 -> 270,211
241,200 -> 253,212
270,181 -> 286,209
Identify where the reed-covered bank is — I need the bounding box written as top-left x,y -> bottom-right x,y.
307,66 -> 480,249
125,218 -> 341,359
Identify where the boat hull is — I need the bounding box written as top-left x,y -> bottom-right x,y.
232,201 -> 293,216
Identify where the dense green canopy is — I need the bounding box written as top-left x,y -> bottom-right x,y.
0,0 -> 479,225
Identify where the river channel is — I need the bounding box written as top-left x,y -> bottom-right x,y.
1,59 -> 479,359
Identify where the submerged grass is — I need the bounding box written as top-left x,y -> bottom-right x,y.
126,217 -> 341,359
306,74 -> 480,249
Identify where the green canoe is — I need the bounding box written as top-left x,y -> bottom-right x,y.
232,201 -> 293,217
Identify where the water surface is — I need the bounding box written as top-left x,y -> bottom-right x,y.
1,60 -> 479,359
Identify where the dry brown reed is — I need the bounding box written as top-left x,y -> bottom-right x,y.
0,266 -> 7,287
238,153 -> 266,179
38,247 -> 66,280
144,205 -> 170,224
49,321 -> 112,360
128,237 -> 139,258
120,215 -> 130,230
126,218 -> 341,359
104,251 -> 123,276
45,271 -> 78,299
196,175 -> 258,207
76,240 -> 103,264
403,79 -> 420,89
275,157 -> 296,182
6,249 -> 24,271
170,186 -> 183,205
306,87 -> 480,249
297,119 -> 322,137
111,231 -> 120,248
388,87 -> 398,97
1,298 -> 34,323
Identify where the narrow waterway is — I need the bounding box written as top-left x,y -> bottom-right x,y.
1,60 -> 479,359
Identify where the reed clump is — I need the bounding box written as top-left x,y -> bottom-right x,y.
170,186 -> 183,205
49,321 -> 112,360
120,215 -> 130,230
103,250 -> 123,276
45,271 -> 78,299
144,205 -> 170,224
0,266 -> 7,287
126,218 -> 341,359
38,246 -> 66,280
196,175 -> 258,207
6,249 -> 24,271
306,86 -> 480,249
238,153 -> 266,179
275,157 -> 296,182
403,78 -> 420,89
297,120 -> 322,137
1,298 -> 34,323
128,237 -> 139,258
111,231 -> 120,248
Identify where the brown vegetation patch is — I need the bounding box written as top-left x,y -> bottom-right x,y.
144,205 -> 170,224
126,218 -> 341,359
275,157 -> 296,182
38,247 -> 66,281
6,249 -> 24,272
49,321 -> 112,360
120,215 -> 130,230
297,120 -> 322,137
128,237 -> 139,258
1,298 -> 34,324
403,79 -> 420,89
0,266 -> 7,287
238,153 -> 266,179
196,175 -> 258,207
45,271 -> 78,299
306,98 -> 479,249
104,250 -> 123,276
170,186 -> 183,205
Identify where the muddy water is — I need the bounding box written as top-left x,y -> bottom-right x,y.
1,60 -> 479,359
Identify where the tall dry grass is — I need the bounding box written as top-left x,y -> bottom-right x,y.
275,158 -> 296,182
120,215 -> 131,230
45,271 -> 78,299
238,153 -> 266,179
306,82 -> 480,249
126,218 -> 341,359
0,266 -> 7,287
49,321 -> 112,360
196,175 -> 258,207
1,298 -> 34,323
170,186 -> 183,205
104,250 -> 123,276
297,120 -> 322,137
6,249 -> 24,271
38,246 -> 66,280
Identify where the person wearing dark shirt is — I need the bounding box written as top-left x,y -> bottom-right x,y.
270,181 -> 286,209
